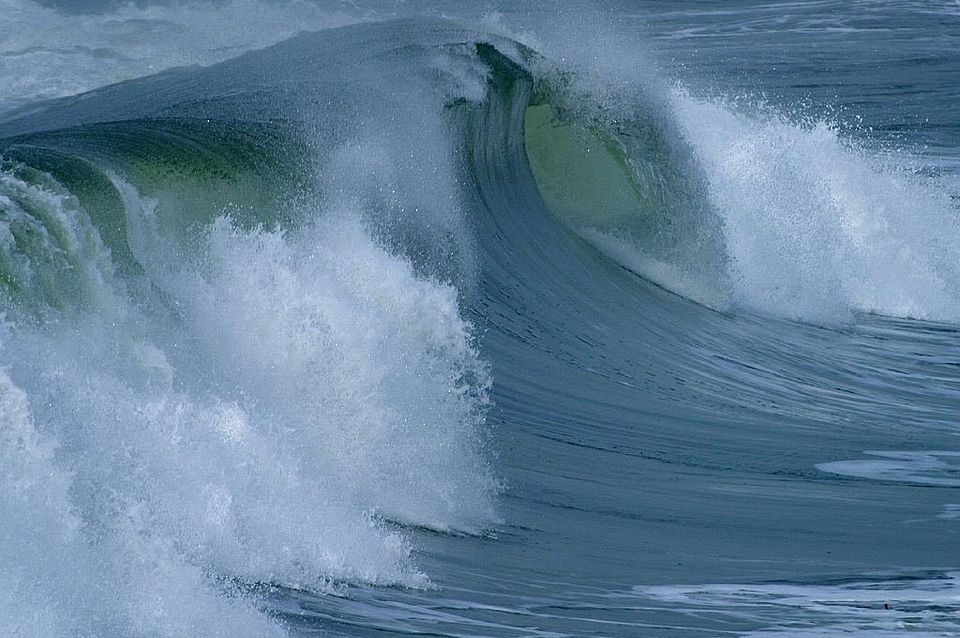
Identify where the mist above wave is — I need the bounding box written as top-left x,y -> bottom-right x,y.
0,0 -> 362,114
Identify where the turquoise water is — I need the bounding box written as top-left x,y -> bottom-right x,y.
1,3 -> 959,636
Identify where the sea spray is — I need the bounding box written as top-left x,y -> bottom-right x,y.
671,88 -> 960,322
0,165 -> 497,635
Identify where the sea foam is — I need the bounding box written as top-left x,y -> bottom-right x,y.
0,168 -> 497,635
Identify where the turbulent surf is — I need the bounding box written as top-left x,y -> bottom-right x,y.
1,2 -> 959,636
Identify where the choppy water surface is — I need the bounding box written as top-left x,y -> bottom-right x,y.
1,2 -> 958,636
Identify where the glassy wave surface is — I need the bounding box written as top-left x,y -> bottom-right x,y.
1,2 -> 958,636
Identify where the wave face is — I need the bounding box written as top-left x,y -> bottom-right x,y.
2,3 -> 960,637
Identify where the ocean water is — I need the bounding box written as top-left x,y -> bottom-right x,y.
1,1 -> 958,636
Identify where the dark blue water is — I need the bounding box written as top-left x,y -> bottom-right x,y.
1,2 -> 958,636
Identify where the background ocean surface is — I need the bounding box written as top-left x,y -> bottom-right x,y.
1,1 -> 958,636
